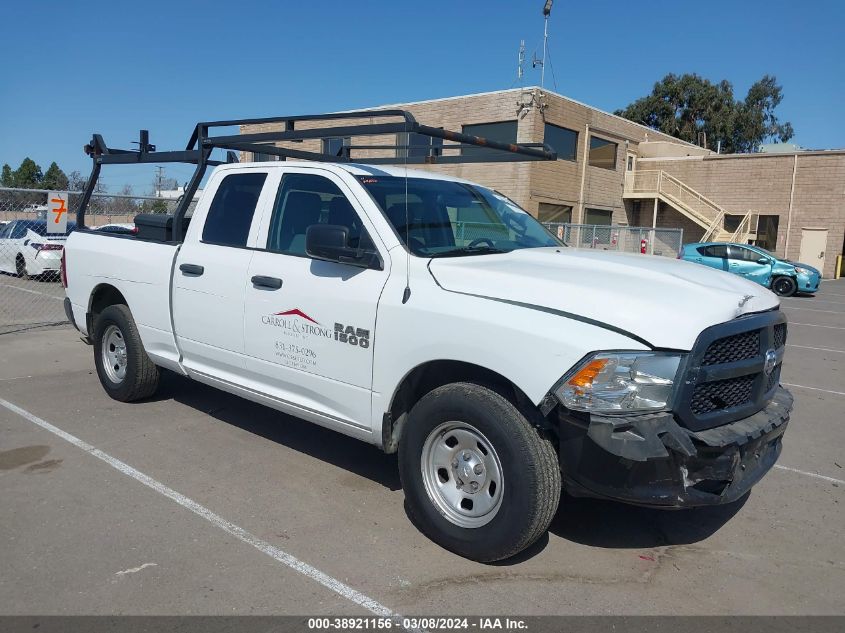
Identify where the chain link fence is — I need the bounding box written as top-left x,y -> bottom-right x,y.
542,223 -> 683,258
0,187 -> 178,334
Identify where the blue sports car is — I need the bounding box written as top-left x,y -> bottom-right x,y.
679,242 -> 821,297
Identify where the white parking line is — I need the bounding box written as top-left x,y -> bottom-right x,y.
781,382 -> 845,396
0,398 -> 401,621
783,298 -> 845,306
774,465 -> 845,486
0,283 -> 63,301
782,306 -> 844,314
787,344 -> 845,354
789,322 -> 845,330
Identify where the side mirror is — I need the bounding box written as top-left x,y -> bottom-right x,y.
305,224 -> 381,269
756,257 -> 770,265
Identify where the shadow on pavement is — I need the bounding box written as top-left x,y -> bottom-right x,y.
147,371 -> 747,558
549,491 -> 747,549
152,370 -> 402,491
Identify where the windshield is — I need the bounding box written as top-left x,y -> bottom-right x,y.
356,176 -> 561,257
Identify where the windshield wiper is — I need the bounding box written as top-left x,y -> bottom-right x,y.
427,245 -> 511,258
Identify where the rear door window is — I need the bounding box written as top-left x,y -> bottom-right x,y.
702,244 -> 728,258
202,172 -> 268,247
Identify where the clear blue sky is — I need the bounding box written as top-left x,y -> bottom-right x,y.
1,0 -> 842,193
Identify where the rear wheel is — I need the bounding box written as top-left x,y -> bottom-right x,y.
772,276 -> 797,297
93,304 -> 160,401
399,382 -> 561,562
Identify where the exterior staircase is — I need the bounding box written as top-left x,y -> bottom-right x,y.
624,170 -> 755,243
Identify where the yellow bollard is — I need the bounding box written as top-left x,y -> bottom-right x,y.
837,254 -> 843,279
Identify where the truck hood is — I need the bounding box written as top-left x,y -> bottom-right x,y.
428,247 -> 780,350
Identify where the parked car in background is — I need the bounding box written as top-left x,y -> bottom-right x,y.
94,223 -> 137,235
680,242 -> 820,296
0,219 -> 76,279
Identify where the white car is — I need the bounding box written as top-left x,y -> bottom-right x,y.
0,219 -> 75,278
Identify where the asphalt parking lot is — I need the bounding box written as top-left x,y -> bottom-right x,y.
0,273 -> 66,334
1,279 -> 843,617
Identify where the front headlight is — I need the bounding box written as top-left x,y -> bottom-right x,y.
794,267 -> 810,275
554,352 -> 684,413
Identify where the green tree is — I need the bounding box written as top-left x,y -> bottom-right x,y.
1,164 -> 13,187
9,158 -> 43,188
615,74 -> 793,153
41,162 -> 69,190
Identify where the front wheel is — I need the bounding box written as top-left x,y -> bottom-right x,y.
93,304 -> 160,401
399,382 -> 561,562
772,276 -> 797,297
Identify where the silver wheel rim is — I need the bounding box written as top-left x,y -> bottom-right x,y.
101,324 -> 128,383
420,421 -> 504,528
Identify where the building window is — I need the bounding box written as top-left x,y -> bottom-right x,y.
584,208 -> 613,225
538,203 -> 572,224
589,136 -> 617,170
461,121 -> 518,157
754,215 -> 780,252
322,137 -> 351,157
396,131 -> 444,158
543,124 -> 578,162
724,214 -> 745,232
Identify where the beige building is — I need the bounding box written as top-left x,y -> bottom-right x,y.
241,87 -> 845,278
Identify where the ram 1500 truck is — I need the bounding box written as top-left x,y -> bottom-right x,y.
62,112 -> 793,562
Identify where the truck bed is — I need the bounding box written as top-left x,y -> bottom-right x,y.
64,230 -> 183,371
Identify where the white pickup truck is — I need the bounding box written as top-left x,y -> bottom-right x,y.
62,113 -> 793,561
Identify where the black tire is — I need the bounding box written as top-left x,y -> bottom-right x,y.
772,276 -> 797,297
15,254 -> 28,278
399,382 -> 561,562
93,304 -> 160,402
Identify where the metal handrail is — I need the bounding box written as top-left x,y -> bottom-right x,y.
625,170 -> 728,235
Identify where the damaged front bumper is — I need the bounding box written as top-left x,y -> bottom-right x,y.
557,387 -> 793,508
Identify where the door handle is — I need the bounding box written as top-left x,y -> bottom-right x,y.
251,275 -> 283,290
179,263 -> 204,276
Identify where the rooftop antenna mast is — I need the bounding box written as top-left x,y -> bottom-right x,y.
517,40 -> 525,85
532,0 -> 553,88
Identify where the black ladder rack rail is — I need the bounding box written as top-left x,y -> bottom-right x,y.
77,109 -> 557,241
